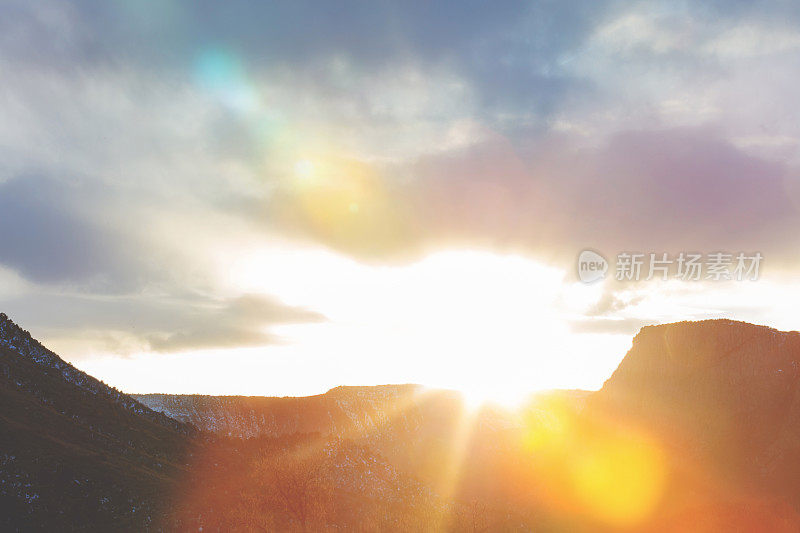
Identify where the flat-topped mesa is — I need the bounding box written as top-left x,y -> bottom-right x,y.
601,319 -> 800,397
324,384 -> 423,399
595,319 -> 800,481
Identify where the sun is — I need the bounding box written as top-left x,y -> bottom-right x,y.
458,382 -> 532,411
220,246 -> 625,401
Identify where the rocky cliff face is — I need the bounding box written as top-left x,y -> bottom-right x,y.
596,319 -> 800,500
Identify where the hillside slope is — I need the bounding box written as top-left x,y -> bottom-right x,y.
0,313 -> 196,530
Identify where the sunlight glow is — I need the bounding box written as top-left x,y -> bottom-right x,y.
77,244 -> 634,404
459,384 -> 531,411
219,247 -> 631,403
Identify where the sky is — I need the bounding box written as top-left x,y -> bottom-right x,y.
2,0 -> 800,402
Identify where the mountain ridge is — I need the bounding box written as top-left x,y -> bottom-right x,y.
0,312 -> 195,436
0,312 -> 198,530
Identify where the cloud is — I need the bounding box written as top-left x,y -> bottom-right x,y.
0,293 -> 325,355
587,289 -> 647,317
569,317 -> 658,336
268,128 -> 799,268
143,294 -> 325,352
3,0 -> 800,363
2,0 -> 607,131
0,174 -> 146,287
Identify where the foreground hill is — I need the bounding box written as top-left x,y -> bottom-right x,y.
0,313 -> 197,530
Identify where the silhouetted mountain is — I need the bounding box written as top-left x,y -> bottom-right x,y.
0,313 -> 196,530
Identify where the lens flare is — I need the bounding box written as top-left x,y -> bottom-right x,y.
276,152 -> 410,254
194,47 -> 260,112
570,430 -> 666,527
520,396 -> 667,528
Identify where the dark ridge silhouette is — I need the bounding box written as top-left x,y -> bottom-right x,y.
0,313 -> 196,530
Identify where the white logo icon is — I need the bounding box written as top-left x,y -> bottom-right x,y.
578,250 -> 608,283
